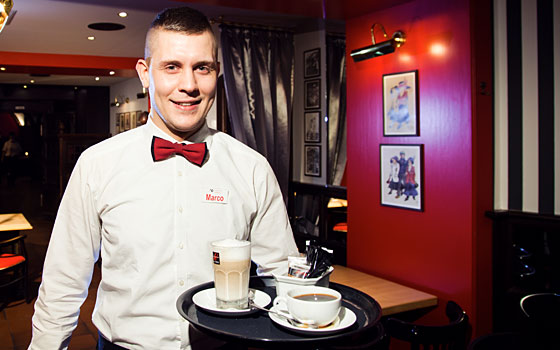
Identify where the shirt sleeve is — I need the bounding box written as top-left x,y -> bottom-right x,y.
248,160 -> 299,275
29,154 -> 101,349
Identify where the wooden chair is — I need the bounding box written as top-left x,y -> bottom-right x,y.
385,301 -> 470,350
0,234 -> 29,304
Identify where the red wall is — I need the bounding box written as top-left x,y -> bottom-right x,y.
346,0 -> 481,329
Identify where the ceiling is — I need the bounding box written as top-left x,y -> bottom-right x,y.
0,0 -> 408,87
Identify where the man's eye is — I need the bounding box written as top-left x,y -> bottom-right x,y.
196,66 -> 211,74
165,65 -> 178,72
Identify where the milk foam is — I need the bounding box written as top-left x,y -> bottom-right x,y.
212,239 -> 251,261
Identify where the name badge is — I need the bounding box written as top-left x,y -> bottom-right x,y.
202,188 -> 229,204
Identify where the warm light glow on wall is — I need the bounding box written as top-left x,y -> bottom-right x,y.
14,112 -> 25,126
399,53 -> 412,62
430,42 -> 447,56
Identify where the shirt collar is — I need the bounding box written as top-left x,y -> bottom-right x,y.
144,114 -> 213,149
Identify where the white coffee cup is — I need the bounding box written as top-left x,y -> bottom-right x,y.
211,239 -> 251,309
273,286 -> 341,326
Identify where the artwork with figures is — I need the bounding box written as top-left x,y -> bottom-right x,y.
304,48 -> 320,78
304,145 -> 321,177
304,111 -> 320,142
383,70 -> 418,136
380,144 -> 423,211
304,79 -> 321,109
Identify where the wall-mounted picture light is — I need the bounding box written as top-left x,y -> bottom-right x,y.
350,23 -> 406,62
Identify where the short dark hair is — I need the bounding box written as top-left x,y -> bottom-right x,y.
150,7 -> 212,35
145,7 -> 215,59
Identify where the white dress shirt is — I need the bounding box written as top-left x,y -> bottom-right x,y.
29,118 -> 299,350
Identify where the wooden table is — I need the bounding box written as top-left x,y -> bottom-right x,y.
330,265 -> 438,316
0,213 -> 33,232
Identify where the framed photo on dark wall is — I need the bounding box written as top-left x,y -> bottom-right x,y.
382,70 -> 419,136
304,145 -> 321,177
304,111 -> 321,142
124,112 -> 131,130
304,48 -> 320,78
380,144 -> 423,211
304,79 -> 321,109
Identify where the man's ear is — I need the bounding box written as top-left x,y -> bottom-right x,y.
136,59 -> 150,89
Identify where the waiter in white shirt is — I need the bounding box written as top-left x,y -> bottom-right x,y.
29,6 -> 299,350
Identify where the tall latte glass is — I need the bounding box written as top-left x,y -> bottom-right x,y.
211,239 -> 251,309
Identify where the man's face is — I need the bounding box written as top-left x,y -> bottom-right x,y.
136,29 -> 219,141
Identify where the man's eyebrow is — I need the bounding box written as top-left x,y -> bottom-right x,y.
196,60 -> 218,69
158,60 -> 182,67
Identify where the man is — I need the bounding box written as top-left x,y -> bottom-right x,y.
29,7 -> 298,350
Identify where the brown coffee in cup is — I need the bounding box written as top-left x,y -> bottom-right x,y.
294,293 -> 338,302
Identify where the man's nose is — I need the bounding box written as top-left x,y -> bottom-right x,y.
178,70 -> 198,95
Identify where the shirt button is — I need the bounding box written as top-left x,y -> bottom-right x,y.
179,280 -> 184,286
178,171 -> 182,176
179,243 -> 184,249
178,206 -> 183,213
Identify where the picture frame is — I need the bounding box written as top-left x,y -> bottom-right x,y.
382,70 -> 419,136
304,79 -> 321,109
304,145 -> 321,177
303,48 -> 320,78
115,113 -> 121,133
304,111 -> 321,142
130,111 -> 137,128
119,113 -> 125,132
136,110 -> 144,125
124,112 -> 131,130
380,144 -> 423,211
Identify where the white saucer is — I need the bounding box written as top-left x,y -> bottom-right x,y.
268,306 -> 356,335
192,288 -> 271,316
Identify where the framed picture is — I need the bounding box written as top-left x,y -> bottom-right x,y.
304,145 -> 321,177
304,111 -> 321,142
304,48 -> 320,78
115,113 -> 121,133
304,79 -> 321,109
380,144 -> 423,211
382,70 -> 419,136
119,113 -> 125,132
124,112 -> 131,130
136,110 -> 145,125
130,111 -> 137,128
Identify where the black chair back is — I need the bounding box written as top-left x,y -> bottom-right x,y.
0,233 -> 29,304
519,293 -> 560,348
385,301 -> 470,350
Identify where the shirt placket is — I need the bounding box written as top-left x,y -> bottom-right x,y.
174,156 -> 190,347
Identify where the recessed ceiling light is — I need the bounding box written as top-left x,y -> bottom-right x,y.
118,12 -> 128,18
95,77 -> 100,81
88,36 -> 95,41
23,85 -> 28,89
0,67 -> 6,71
30,80 -> 35,83
109,71 -> 115,75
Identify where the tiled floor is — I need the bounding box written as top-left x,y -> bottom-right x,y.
1,175 -> 100,350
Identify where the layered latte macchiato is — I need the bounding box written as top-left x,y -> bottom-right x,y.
211,239 -> 251,309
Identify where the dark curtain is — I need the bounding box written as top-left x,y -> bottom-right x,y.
327,35 -> 347,186
220,25 -> 294,200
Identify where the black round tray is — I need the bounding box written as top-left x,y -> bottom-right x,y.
176,276 -> 381,348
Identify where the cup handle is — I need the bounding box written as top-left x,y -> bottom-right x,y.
273,296 -> 288,312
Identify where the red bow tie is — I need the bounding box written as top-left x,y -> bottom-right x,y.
151,136 -> 207,166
